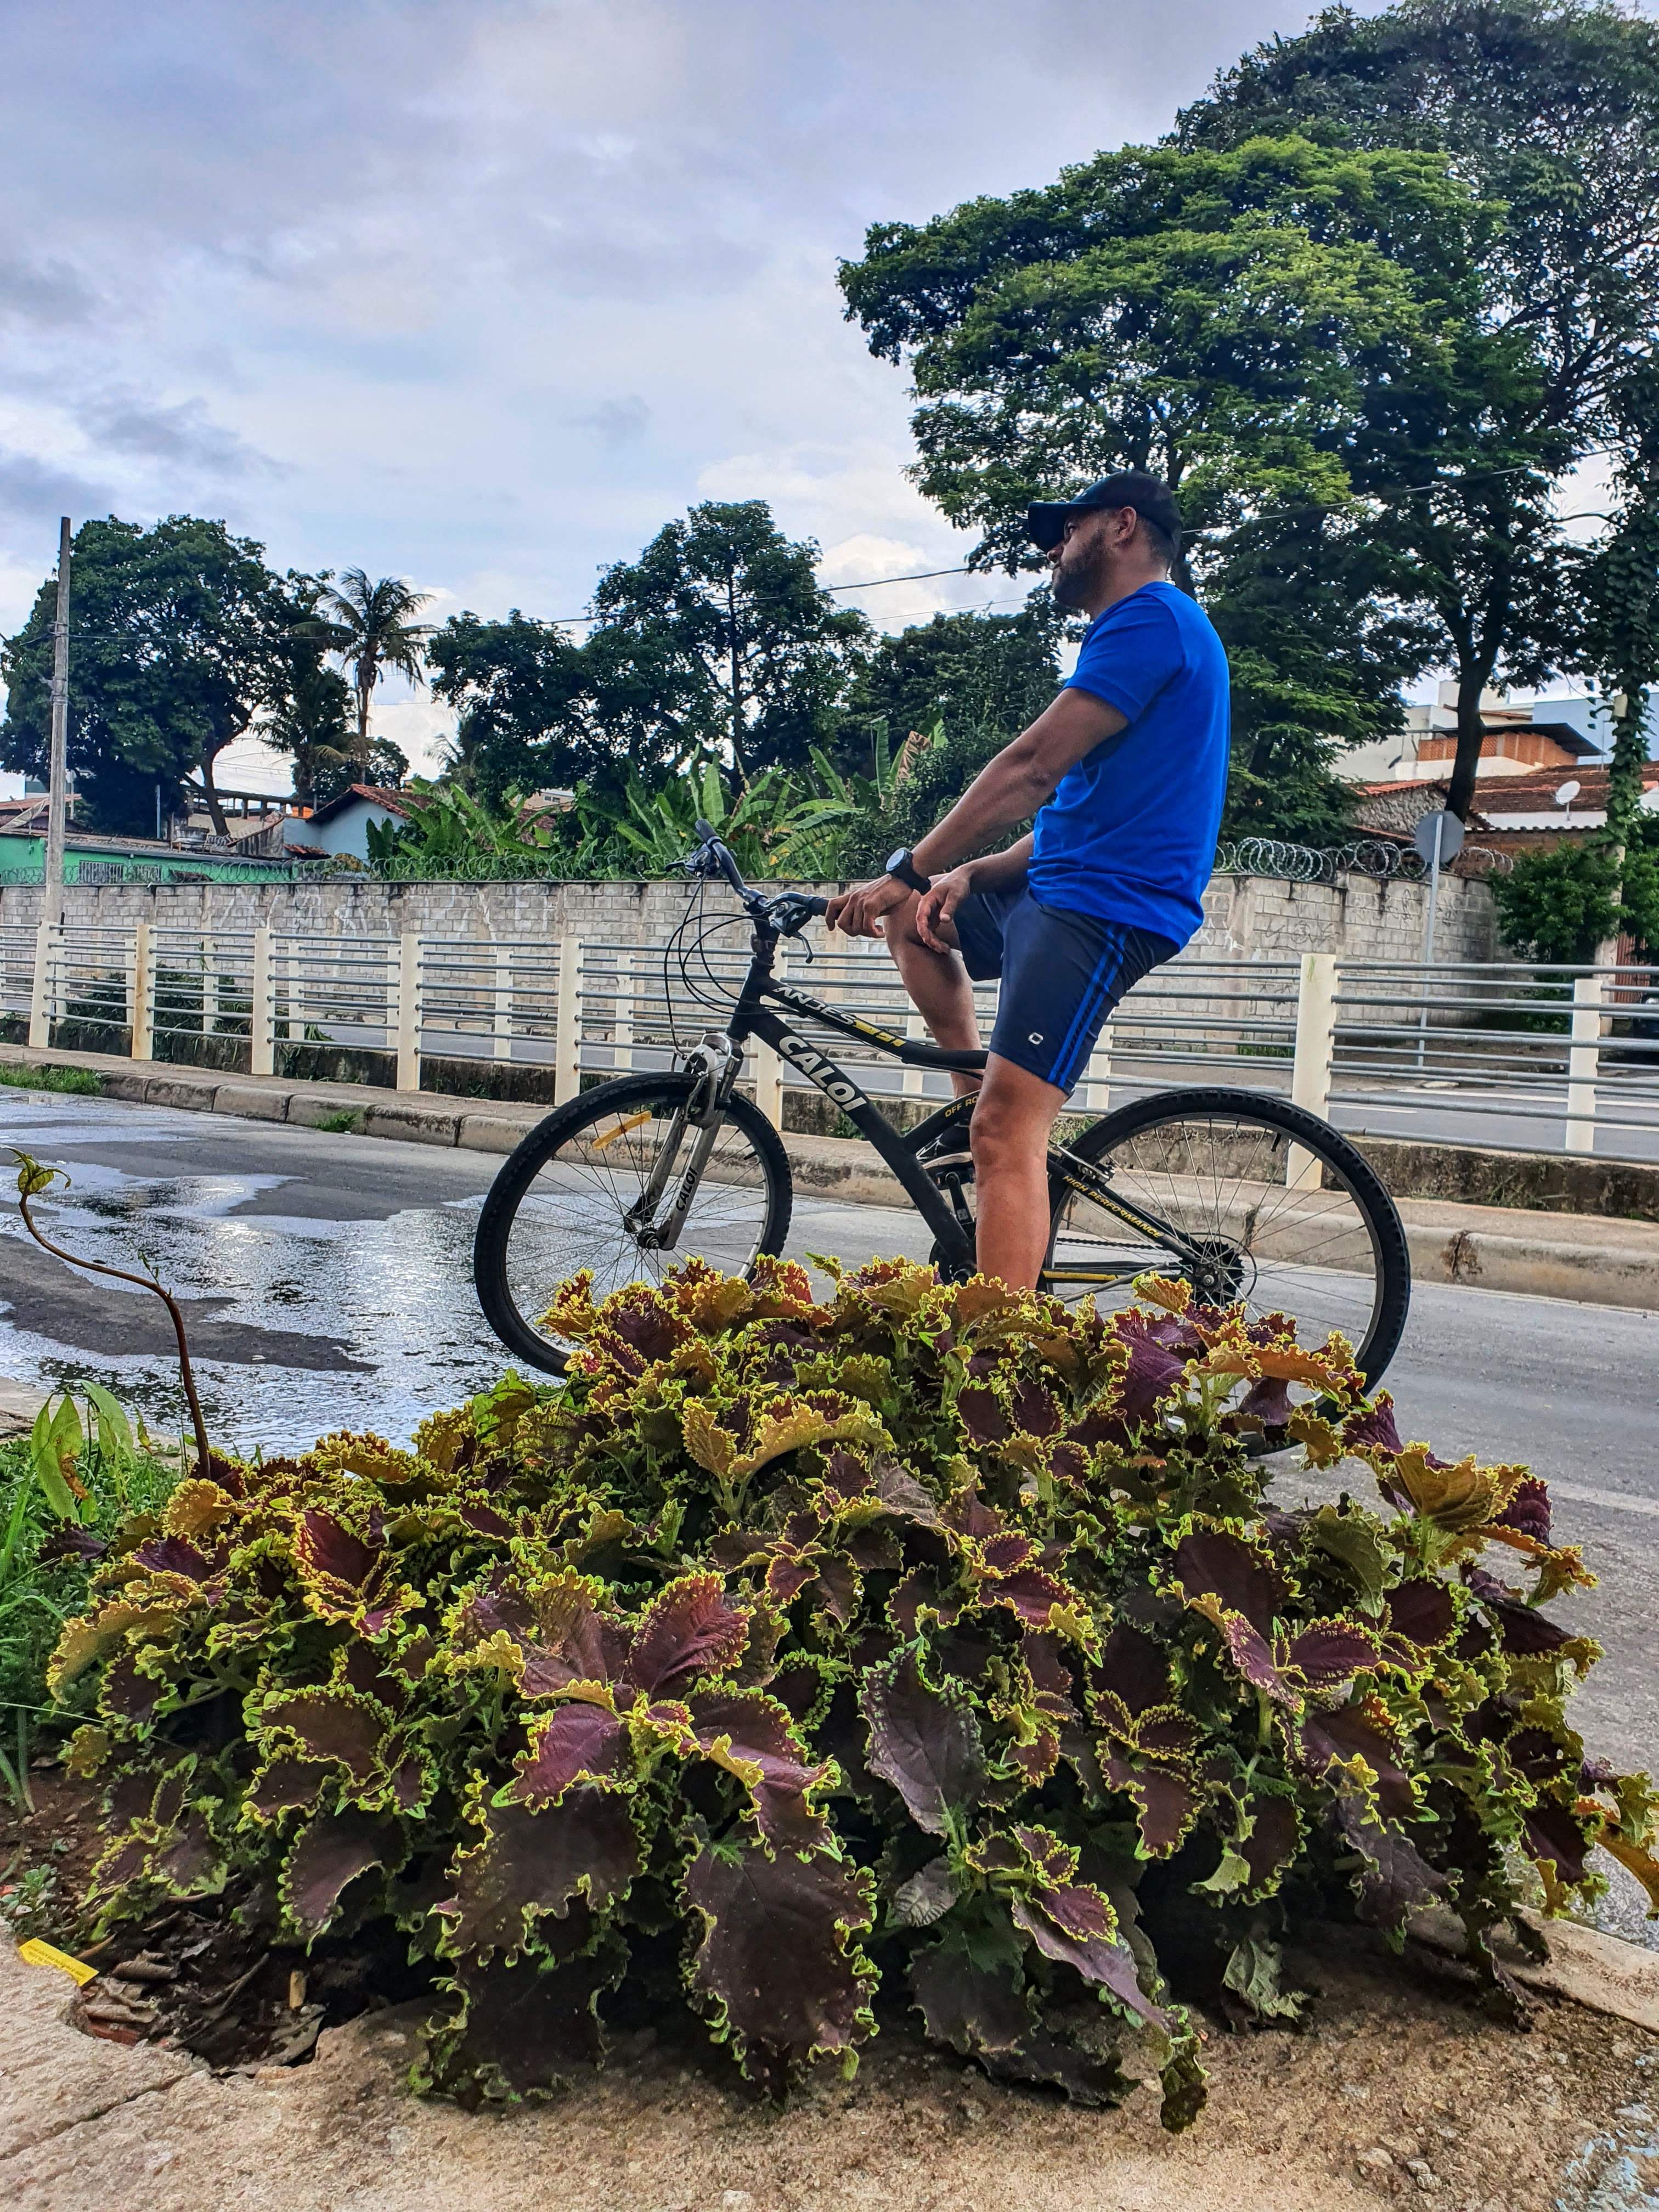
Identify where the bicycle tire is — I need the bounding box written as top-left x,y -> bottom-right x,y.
1048,1086 -> 1412,1389
473,1074 -> 794,1375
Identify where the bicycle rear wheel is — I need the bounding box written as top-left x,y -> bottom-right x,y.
473,1075 -> 793,1374
1046,1086 -> 1410,1387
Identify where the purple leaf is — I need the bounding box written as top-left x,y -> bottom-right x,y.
688,1689 -> 833,1853
1011,1892 -> 1165,2028
1114,1313 -> 1192,1426
1090,1622 -> 1171,1719
682,1839 -> 874,2092
426,1938 -> 627,2098
439,1792 -> 640,1957
1492,1476 -> 1551,1543
1294,1705 -> 1417,1825
1333,1798 -> 1447,1928
861,1648 -> 984,1836
512,1705 -> 631,1804
956,1387 -> 1008,1443
281,1812 -> 405,1936
623,1572 -> 750,1697
909,1934 -> 1130,2107
262,1688 -> 388,1785
1237,1375 -> 1294,1428
1008,1381 -> 1062,1438
1344,1397 -> 1404,1454
1523,1796 -> 1591,1888
1171,1528 -> 1284,1635
1239,1793 -> 1302,1898
1385,1578 -> 1457,1650
1466,1568 -> 1577,1657
1285,1619 -> 1382,1691
294,1509 -> 410,1639
1102,1752 -> 1199,1858
247,1756 -> 335,1821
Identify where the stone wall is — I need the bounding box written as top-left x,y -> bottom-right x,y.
0,865 -> 1497,966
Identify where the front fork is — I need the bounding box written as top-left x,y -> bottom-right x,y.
625,1031 -> 744,1251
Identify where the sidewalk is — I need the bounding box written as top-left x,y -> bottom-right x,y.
6,1042 -> 1659,1314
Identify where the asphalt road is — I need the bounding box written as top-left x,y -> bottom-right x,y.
2,1085 -> 1656,1795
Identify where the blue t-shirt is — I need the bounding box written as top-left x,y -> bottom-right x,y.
1028,580 -> 1230,947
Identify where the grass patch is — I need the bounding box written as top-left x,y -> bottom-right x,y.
0,1415 -> 180,1806
0,1063 -> 101,1097
312,1108 -> 363,1133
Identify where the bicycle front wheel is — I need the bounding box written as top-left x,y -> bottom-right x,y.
473,1075 -> 793,1374
1046,1086 -> 1410,1388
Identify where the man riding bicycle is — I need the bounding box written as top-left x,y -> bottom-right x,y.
825,471 -> 1230,1295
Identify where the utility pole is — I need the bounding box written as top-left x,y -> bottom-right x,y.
42,517 -> 71,926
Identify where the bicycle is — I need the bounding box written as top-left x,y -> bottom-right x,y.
473,826 -> 1412,1385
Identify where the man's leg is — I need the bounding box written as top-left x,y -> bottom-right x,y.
878,895 -> 983,1098
968,1052 -> 1065,1293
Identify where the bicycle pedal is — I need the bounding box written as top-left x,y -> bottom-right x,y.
922,1149 -> 974,1173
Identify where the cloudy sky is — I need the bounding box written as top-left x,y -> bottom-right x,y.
1,0 -> 1366,789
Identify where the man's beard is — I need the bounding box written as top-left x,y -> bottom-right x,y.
1050,547 -> 1098,612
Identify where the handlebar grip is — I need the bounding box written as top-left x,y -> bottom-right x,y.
800,895 -> 828,916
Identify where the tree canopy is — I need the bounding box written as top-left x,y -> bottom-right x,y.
0,515 -> 297,837
428,502 -> 875,803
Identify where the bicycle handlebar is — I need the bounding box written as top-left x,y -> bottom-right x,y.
686,828 -> 827,934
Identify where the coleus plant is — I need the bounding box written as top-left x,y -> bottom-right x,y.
48,1257 -> 1657,2129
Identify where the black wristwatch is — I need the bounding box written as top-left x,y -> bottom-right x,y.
884,847 -> 932,896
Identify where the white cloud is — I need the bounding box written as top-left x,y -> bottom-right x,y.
0,0 -> 1327,661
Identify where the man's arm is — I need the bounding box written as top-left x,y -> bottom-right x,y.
825,689 -> 1127,937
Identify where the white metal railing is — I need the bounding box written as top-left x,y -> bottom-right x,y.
11,921 -> 1659,1166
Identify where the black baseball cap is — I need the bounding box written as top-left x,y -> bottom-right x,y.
1026,470 -> 1182,555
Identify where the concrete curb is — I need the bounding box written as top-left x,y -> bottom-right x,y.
1410,1906 -> 1659,2033
5,1041 -> 1659,1313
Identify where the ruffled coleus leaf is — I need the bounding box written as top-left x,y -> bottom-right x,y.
511,1703 -> 633,1805
686,1689 -> 834,1854
1237,1791 -> 1304,1901
292,1508 -> 415,1639
439,1790 -> 641,1958
909,1930 -> 1138,2111
260,1686 -> 391,1786
1169,1525 -> 1287,1637
1010,1887 -> 1165,2029
422,1931 -> 629,2101
1332,1797 -> 1447,1928
623,1572 -> 751,1697
280,1810 -> 405,1937
889,1856 -> 961,1927
1213,1614 -> 1383,1712
1293,1700 -> 1419,1825
861,1647 -> 984,1837
682,1838 -> 875,2095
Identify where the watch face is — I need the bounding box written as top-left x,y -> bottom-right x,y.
885,848 -> 908,874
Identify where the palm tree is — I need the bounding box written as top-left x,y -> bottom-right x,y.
309,569 -> 435,774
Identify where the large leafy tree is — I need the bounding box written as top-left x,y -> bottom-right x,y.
586,501 -> 872,781
427,611 -> 593,808
1,515 -> 295,837
306,568 -> 434,770
1177,0 -> 1659,823
845,603 -> 1063,756
838,136 -> 1475,838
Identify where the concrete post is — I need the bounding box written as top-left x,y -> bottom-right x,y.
1082,1022 -> 1114,1117
1288,951 -> 1338,1191
27,921 -> 55,1048
902,1007 -> 926,1099
396,932 -> 422,1093
492,945 -> 512,1062
613,951 -> 634,1073
1566,971 -> 1602,1155
250,928 -> 274,1077
130,921 -> 154,1062
554,934 -> 581,1105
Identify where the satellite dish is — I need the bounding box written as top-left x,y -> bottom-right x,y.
1554,780 -> 1581,808
1413,809 -> 1465,865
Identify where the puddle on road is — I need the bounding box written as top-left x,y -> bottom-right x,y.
0,1092 -> 526,1452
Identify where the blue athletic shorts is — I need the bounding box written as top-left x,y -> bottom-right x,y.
949,884 -> 1176,1092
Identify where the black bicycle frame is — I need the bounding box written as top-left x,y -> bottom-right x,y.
719,932 -> 1199,1290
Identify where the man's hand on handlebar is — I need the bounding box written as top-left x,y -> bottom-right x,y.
823,874 -> 909,939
